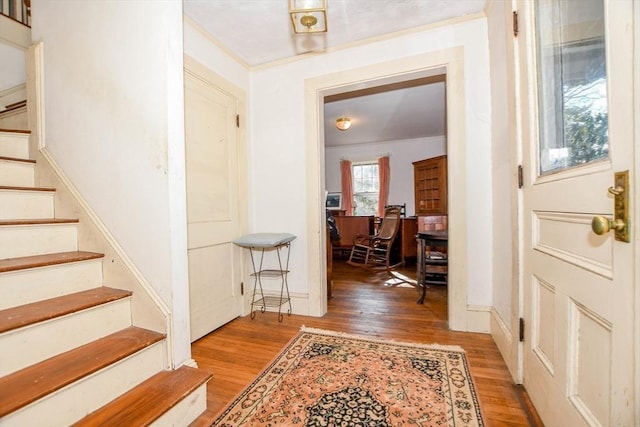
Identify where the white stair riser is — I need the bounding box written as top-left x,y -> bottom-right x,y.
0,223 -> 78,258
0,259 -> 104,309
0,132 -> 30,159
0,131 -> 199,425
152,382 -> 208,427
0,190 -> 54,220
1,341 -> 166,427
0,160 -> 35,187
0,298 -> 132,376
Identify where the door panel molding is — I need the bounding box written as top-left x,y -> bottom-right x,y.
533,211 -> 613,278
567,299 -> 612,427
531,275 -> 555,375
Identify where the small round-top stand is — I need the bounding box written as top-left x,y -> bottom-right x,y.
233,233 -> 296,322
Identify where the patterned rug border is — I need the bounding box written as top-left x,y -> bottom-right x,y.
211,326 -> 485,426
300,326 -> 467,353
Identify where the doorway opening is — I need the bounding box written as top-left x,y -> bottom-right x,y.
304,48 -> 469,331
322,75 -> 449,315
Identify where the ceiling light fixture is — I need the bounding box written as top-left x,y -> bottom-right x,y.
289,0 -> 327,34
336,117 -> 351,131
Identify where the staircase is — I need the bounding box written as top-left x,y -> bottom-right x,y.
0,129 -> 211,426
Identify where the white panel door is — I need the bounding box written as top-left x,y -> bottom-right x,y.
518,1 -> 636,426
185,64 -> 244,342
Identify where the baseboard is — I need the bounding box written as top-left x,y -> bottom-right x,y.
490,307 -> 512,355
466,305 -> 491,333
244,295 -> 494,331
490,307 -> 520,382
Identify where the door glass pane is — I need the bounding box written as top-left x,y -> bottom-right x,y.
535,0 -> 608,175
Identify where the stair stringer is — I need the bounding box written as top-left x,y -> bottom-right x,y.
32,148 -> 187,369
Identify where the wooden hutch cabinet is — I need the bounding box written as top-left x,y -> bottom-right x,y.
413,155 -> 447,215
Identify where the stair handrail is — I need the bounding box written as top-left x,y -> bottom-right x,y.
0,0 -> 30,27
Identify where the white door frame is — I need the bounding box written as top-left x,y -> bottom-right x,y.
304,47 -> 470,331
633,2 -> 640,422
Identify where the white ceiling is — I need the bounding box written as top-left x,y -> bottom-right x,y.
182,0 -> 486,67
183,0 -> 484,146
323,79 -> 446,147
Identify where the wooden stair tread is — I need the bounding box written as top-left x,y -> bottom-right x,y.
4,100 -> 26,110
0,250 -> 104,273
73,366 -> 212,426
0,129 -> 30,134
0,185 -> 55,192
0,218 -> 79,226
0,327 -> 166,417
0,156 -> 35,164
0,287 -> 132,334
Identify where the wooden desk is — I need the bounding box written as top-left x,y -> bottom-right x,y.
395,217 -> 418,265
332,216 -> 375,249
388,217 -> 418,266
416,230 -> 448,304
334,216 -> 416,265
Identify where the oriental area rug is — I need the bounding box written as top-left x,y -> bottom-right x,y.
211,327 -> 485,426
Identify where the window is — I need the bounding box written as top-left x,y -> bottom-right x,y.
352,163 -> 379,216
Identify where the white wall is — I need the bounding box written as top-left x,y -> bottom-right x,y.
183,19 -> 250,92
31,0 -> 191,367
325,136 -> 446,217
0,45 -> 25,93
0,38 -> 26,108
250,17 -> 493,307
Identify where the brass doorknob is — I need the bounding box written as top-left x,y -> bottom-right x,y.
591,216 -> 626,235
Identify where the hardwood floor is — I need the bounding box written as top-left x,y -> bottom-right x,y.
190,259 -> 541,426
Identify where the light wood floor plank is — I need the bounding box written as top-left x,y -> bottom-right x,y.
190,259 -> 541,426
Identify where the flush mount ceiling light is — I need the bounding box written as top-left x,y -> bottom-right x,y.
289,0 -> 327,34
336,117 -> 351,131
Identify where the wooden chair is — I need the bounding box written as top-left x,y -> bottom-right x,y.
384,203 -> 406,217
347,206 -> 402,272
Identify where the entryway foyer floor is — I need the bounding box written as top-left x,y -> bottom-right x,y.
190,259 -> 542,426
